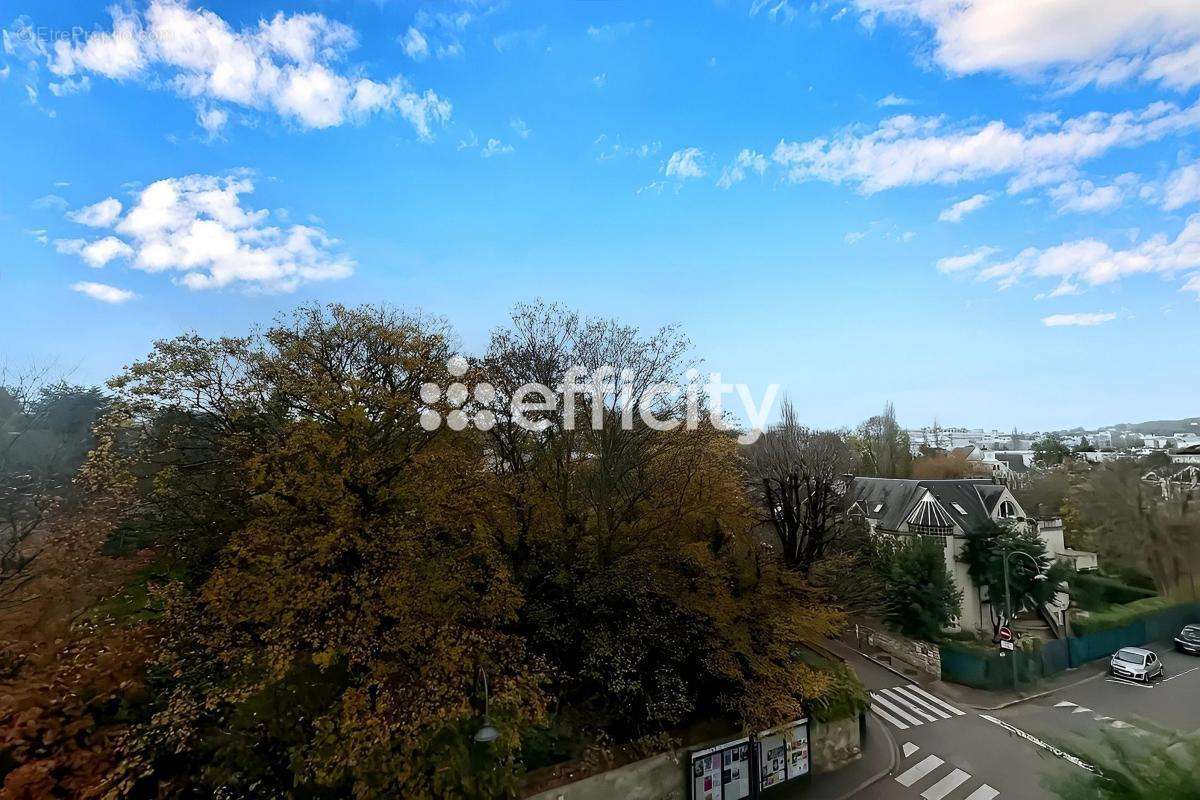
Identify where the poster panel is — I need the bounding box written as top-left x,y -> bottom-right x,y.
690,738 -> 751,800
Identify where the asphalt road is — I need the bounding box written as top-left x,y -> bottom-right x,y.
836,647 -> 1096,800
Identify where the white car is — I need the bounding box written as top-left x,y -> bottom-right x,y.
1109,647 -> 1164,682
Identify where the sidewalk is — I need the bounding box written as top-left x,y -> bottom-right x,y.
769,714 -> 896,800
931,660 -> 1110,710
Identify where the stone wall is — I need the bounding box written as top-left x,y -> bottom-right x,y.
810,716 -> 862,774
855,623 -> 942,678
523,716 -> 863,800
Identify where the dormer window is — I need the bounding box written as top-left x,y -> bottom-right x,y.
951,502 -> 968,515
998,500 -> 1017,519
873,503 -> 884,514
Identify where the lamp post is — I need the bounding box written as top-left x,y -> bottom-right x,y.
1001,549 -> 1048,692
473,667 -> 500,744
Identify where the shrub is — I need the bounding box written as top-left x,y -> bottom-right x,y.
877,536 -> 962,642
1071,596 -> 1176,635
1069,571 -> 1157,611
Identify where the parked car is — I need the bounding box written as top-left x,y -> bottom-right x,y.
1175,625 -> 1200,655
1109,647 -> 1164,681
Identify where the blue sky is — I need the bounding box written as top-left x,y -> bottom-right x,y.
2,0 -> 1199,430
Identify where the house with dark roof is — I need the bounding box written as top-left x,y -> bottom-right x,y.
845,477 -> 1091,635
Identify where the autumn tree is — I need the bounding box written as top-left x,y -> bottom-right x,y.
744,399 -> 858,575
853,402 -> 912,479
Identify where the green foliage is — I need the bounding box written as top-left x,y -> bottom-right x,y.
1032,435 -> 1072,466
1069,571 -> 1158,612
1071,596 -> 1179,636
806,661 -> 870,724
876,536 -> 962,641
960,520 -> 1071,631
1048,732 -> 1200,800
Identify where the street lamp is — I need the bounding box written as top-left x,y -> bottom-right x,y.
473,668 -> 500,744
1001,549 -> 1048,692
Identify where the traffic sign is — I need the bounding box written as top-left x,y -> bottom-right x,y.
1000,640 -> 1014,651
998,626 -> 1014,642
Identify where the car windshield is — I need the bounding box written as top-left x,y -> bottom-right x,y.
1115,650 -> 1145,664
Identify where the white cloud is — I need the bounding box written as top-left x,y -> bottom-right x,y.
1163,161 -> 1200,211
877,93 -> 914,107
1183,272 -> 1200,298
56,235 -> 134,267
481,138 -> 513,158
851,0 -> 1200,92
844,231 -> 866,245
1041,312 -> 1117,328
401,26 -> 429,61
936,245 -> 998,273
717,149 -> 768,188
586,20 -> 652,43
978,215 -> 1200,298
196,104 -> 228,138
750,0 -> 798,25
664,147 -> 706,180
592,72 -> 607,88
35,2 -> 449,138
71,281 -> 136,304
67,197 -> 123,227
594,135 -> 661,161
0,64 -> 9,80
33,194 -> 69,211
772,99 -> 1200,194
1047,174 -> 1137,214
938,193 -> 990,222
636,180 -> 666,196
510,116 -> 531,139
56,173 -> 353,292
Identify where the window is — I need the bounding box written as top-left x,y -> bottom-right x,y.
998,500 -> 1017,519
951,502 -> 968,515
872,503 -> 884,514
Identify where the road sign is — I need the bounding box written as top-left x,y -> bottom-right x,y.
998,626 -> 1014,642
1000,640 -> 1014,651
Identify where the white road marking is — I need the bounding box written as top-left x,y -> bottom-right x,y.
921,768 -> 970,800
1163,666 -> 1200,683
907,685 -> 967,716
1054,701 -> 1076,708
1071,707 -> 1092,714
889,685 -> 954,720
963,785 -> 1000,800
978,714 -> 1097,773
871,693 -> 926,727
902,742 -> 920,758
879,688 -> 942,722
1105,677 -> 1153,689
896,755 -> 944,787
871,705 -> 910,731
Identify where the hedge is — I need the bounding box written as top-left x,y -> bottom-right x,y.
1071,596 -> 1176,636
1069,571 -> 1158,611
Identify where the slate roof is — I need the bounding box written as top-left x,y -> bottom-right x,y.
847,477 -> 1015,535
995,453 -> 1030,473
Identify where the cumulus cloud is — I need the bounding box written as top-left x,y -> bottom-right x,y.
717,149 -> 768,188
938,193 -> 989,222
1046,174 -> 1138,214
936,245 -> 998,273
28,1 -> 450,138
67,197 -> 123,227
401,26 -> 429,61
877,93 -> 914,107
772,100 -> 1200,194
851,0 -> 1200,92
978,215 -> 1200,300
664,147 -> 706,180
481,138 -> 513,158
510,116 -> 531,138
1163,161 -> 1200,211
71,281 -> 136,304
1041,312 -> 1118,328
56,173 -> 354,292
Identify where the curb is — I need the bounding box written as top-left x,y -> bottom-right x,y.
953,669 -> 1108,710
830,714 -> 898,800
839,645 -> 919,686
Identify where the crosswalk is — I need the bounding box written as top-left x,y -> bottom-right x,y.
869,684 -> 966,731
895,744 -> 999,800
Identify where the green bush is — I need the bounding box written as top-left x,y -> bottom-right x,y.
809,661 -> 870,724
1070,571 -> 1158,611
876,536 -> 962,642
1071,596 -> 1175,635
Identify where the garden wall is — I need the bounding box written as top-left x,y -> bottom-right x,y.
854,622 -> 942,678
